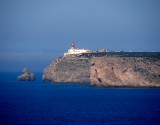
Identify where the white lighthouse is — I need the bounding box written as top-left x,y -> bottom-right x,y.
64,42 -> 92,56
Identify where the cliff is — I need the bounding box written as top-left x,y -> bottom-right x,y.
42,52 -> 160,87
90,56 -> 160,87
42,55 -> 91,84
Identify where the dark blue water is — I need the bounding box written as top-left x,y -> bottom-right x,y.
0,72 -> 160,125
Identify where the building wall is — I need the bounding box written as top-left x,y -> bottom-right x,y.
68,49 -> 91,54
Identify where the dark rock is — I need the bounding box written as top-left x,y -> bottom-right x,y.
17,68 -> 35,81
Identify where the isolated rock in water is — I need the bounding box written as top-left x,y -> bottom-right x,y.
17,68 -> 35,81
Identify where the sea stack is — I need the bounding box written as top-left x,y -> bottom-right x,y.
17,68 -> 35,81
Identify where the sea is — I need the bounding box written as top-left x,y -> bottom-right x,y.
0,72 -> 160,125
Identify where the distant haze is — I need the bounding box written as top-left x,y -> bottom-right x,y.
0,0 -> 160,72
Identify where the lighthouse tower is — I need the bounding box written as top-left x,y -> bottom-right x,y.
71,42 -> 75,49
64,41 -> 92,56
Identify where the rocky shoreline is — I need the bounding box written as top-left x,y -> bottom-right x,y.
42,52 -> 160,87
90,85 -> 160,88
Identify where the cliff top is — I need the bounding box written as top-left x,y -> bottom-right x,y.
66,52 -> 160,58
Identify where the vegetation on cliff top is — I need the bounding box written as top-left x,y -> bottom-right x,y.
79,52 -> 160,58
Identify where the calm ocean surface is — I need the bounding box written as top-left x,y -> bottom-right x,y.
0,72 -> 160,125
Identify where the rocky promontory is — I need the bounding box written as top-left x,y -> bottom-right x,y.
17,68 -> 35,81
42,52 -> 160,87
42,54 -> 91,84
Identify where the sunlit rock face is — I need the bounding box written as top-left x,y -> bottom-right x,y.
90,57 -> 160,87
17,68 -> 35,81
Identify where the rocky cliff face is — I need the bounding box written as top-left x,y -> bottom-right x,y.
42,55 -> 91,84
90,56 -> 160,87
42,52 -> 160,87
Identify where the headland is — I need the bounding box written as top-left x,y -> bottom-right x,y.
42,42 -> 160,88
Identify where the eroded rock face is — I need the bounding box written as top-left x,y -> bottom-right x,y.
17,68 -> 35,81
90,57 -> 160,87
42,55 -> 91,84
42,52 -> 160,87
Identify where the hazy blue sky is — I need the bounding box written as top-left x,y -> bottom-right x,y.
0,0 -> 160,72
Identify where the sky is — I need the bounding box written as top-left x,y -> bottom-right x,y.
0,0 -> 160,72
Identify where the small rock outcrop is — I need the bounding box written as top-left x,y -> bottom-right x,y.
17,68 -> 35,81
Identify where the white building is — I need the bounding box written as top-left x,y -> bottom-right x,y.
64,42 -> 92,56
